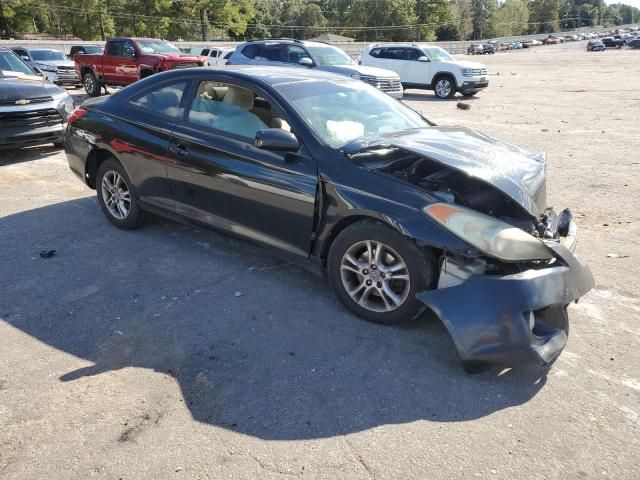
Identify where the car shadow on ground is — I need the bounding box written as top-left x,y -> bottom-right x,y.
0,145 -> 65,166
402,90 -> 481,103
0,197 -> 547,440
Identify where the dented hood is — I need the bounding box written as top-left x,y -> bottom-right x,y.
345,126 -> 547,217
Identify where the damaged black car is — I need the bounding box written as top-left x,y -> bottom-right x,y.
64,66 -> 594,371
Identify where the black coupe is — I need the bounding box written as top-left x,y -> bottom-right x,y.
64,66 -> 594,371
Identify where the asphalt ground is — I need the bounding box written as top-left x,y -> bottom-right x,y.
1,41 -> 639,479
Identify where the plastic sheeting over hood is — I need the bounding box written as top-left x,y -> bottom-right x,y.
344,126 -> 547,217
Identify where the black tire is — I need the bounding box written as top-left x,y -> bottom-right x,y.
96,158 -> 143,229
327,220 -> 435,325
83,71 -> 101,97
462,92 -> 477,97
432,74 -> 456,99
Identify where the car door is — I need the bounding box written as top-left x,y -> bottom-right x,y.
112,78 -> 191,210
120,40 -> 140,84
405,47 -> 431,86
166,78 -> 318,257
376,47 -> 408,82
103,40 -> 124,83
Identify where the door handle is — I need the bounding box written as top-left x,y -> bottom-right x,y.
169,143 -> 191,158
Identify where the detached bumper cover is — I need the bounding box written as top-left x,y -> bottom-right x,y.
416,243 -> 594,367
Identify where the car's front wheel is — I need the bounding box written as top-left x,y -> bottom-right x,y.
327,221 -> 435,324
433,75 -> 456,99
96,158 -> 143,229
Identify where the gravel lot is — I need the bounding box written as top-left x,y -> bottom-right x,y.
1,41 -> 639,480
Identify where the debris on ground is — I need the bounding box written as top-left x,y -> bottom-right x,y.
606,253 -> 629,258
234,291 -> 243,297
457,102 -> 470,110
39,250 -> 56,258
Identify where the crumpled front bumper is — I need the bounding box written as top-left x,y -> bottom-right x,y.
416,239 -> 594,371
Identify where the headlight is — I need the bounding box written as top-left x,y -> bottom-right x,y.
36,63 -> 57,72
351,73 -> 361,80
424,203 -> 554,262
461,68 -> 473,77
53,93 -> 74,115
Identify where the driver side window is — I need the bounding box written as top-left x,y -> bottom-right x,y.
285,45 -> 309,64
187,81 -> 291,141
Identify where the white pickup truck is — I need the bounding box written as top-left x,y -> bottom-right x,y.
361,43 -> 488,99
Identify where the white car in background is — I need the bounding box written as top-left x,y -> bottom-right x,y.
202,47 -> 235,66
361,43 -> 488,99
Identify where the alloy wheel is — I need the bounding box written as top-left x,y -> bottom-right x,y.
84,75 -> 95,94
101,170 -> 131,220
340,240 -> 411,313
435,79 -> 452,98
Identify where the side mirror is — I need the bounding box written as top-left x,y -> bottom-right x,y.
255,129 -> 299,152
417,56 -> 430,62
298,57 -> 314,67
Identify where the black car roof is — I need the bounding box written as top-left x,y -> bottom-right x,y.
156,65 -> 353,86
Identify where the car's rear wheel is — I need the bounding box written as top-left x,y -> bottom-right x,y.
433,75 -> 456,99
96,158 -> 143,229
83,72 -> 101,97
327,221 -> 435,324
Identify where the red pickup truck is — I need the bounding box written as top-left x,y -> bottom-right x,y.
75,37 -> 205,96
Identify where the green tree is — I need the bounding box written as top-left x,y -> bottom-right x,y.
529,0 -> 561,33
495,0 -> 529,37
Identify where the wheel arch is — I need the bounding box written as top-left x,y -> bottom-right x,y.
139,67 -> 155,79
86,147 -> 120,189
80,65 -> 96,79
432,71 -> 458,88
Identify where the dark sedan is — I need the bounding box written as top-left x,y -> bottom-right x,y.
0,47 -> 74,149
64,66 -> 594,372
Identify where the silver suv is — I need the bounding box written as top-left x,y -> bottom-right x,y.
227,39 -> 403,98
10,47 -> 81,87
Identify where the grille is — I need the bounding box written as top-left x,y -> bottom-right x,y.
57,65 -> 75,72
171,62 -> 199,70
0,96 -> 52,106
362,76 -> 402,92
0,108 -> 63,128
471,68 -> 488,76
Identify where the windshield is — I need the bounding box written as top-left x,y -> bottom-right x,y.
31,50 -> 67,61
136,40 -> 182,55
277,80 -> 429,148
421,46 -> 454,62
306,45 -> 353,66
0,51 -> 35,75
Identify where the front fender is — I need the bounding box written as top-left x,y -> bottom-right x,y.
314,180 -> 473,259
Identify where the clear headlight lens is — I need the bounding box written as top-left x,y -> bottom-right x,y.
424,203 -> 554,262
351,73 -> 361,80
36,63 -> 57,72
461,68 -> 473,77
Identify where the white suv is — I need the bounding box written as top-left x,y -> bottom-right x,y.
361,43 -> 488,99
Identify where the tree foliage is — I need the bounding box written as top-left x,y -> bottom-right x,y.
0,0 -> 638,42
